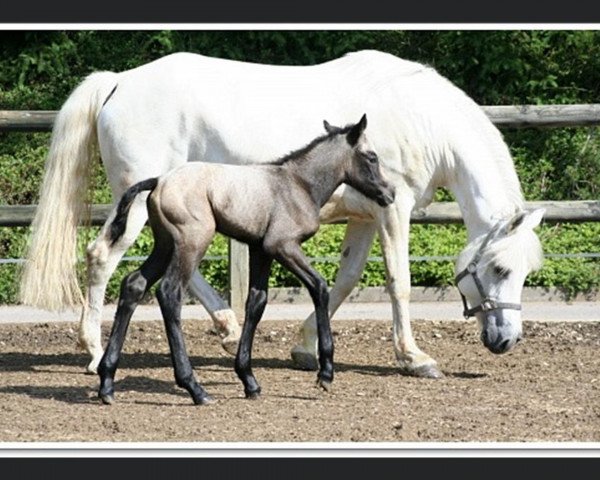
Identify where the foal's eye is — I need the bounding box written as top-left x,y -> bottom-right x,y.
364,151 -> 378,164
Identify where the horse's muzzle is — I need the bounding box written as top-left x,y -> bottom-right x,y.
481,328 -> 521,354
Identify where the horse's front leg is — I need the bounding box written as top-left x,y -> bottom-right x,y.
187,272 -> 241,355
291,219 -> 377,370
82,194 -> 149,374
378,201 -> 443,379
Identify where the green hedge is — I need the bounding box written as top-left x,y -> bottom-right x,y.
1,30 -> 599,304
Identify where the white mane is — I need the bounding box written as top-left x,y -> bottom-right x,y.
338,50 -> 525,219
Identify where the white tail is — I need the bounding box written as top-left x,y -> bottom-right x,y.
19,71 -> 119,311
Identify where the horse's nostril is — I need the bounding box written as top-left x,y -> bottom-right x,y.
500,339 -> 510,352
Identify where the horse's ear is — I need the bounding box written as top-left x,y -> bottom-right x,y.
323,120 -> 336,134
507,208 -> 545,233
522,208 -> 545,229
347,113 -> 368,146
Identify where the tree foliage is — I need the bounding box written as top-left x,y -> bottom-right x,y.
0,30 -> 598,302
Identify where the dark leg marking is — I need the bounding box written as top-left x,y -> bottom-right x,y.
157,258 -> 214,405
275,242 -> 334,391
97,246 -> 169,405
234,246 -> 273,399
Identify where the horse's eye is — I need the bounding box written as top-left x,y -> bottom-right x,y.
493,266 -> 510,279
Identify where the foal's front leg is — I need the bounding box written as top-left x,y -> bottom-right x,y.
275,242 -> 334,391
234,247 -> 273,399
291,219 -> 377,370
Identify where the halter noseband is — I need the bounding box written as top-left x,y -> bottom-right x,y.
455,222 -> 522,319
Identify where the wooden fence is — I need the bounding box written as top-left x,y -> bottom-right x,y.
2,105 -> 600,314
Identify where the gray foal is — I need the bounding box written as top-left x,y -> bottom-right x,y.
98,114 -> 395,405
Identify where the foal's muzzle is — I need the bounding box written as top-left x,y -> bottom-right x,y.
376,184 -> 395,207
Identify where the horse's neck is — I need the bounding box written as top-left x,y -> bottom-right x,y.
446,160 -> 523,241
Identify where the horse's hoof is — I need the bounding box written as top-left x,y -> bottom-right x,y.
221,336 -> 239,356
291,346 -> 318,371
316,378 -> 332,392
85,361 -> 100,375
400,363 -> 444,379
99,393 -> 115,405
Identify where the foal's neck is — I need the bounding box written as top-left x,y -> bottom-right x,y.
283,151 -> 346,208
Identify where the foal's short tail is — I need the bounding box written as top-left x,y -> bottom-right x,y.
109,178 -> 159,246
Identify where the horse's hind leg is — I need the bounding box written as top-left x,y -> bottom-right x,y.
234,246 -> 272,399
97,244 -> 169,405
187,272 -> 241,355
80,193 -> 149,374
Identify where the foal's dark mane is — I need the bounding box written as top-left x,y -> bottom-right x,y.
268,123 -> 354,166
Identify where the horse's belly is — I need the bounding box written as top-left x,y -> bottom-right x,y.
319,185 -> 382,224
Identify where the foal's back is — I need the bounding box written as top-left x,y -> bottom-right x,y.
149,162 -> 317,245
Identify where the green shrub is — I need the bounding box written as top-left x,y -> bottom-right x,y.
1,30 -> 599,304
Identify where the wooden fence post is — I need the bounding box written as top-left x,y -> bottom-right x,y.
228,238 -> 249,320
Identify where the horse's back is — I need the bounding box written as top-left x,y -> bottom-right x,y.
96,49 -> 506,199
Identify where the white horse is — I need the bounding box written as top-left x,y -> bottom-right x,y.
20,50 -> 544,378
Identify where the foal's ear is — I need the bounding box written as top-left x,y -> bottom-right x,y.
323,120 -> 337,134
347,113 -> 368,146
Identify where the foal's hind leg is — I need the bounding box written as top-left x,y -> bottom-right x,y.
82,193 -> 149,374
234,246 -> 273,399
97,246 -> 169,405
157,240 -> 216,405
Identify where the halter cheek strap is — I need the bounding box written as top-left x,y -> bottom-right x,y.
455,223 -> 522,319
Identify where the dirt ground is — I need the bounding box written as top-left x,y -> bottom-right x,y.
0,317 -> 598,443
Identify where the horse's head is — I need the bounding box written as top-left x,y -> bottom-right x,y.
323,114 -> 395,207
455,209 -> 545,354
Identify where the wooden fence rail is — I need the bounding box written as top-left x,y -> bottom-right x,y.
3,105 -> 600,132
2,105 -> 600,314
1,200 -> 600,228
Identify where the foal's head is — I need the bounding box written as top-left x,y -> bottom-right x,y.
324,114 -> 395,207
455,209 -> 545,354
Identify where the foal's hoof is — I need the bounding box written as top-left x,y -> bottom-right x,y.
99,393 -> 115,405
193,394 -> 216,406
245,388 -> 262,400
400,363 -> 444,379
316,378 -> 332,393
291,346 -> 318,371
